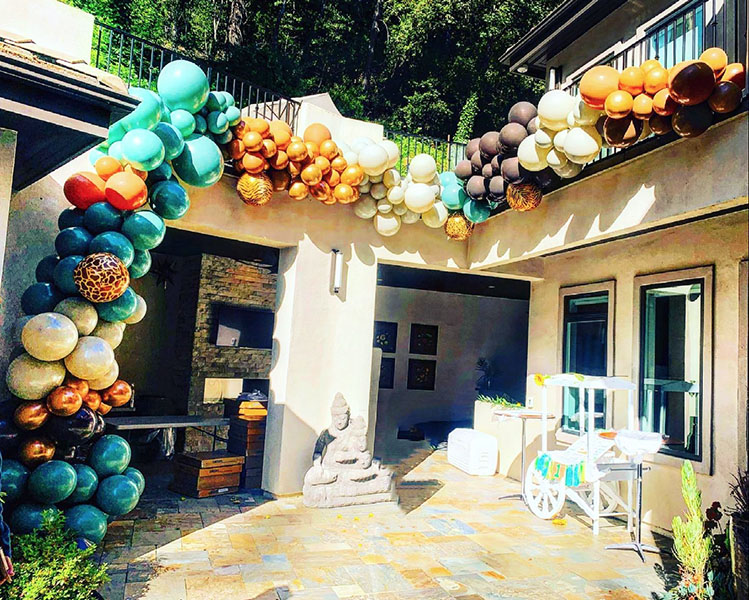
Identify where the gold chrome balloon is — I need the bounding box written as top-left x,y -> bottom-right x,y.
14,401 -> 51,430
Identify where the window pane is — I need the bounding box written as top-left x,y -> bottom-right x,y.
640,281 -> 703,458
563,292 -> 608,432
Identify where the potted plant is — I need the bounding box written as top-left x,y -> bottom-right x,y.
728,470 -> 749,598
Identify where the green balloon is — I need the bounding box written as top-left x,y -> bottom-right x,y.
122,210 -> 165,250
213,129 -> 233,145
89,434 -> 132,477
108,141 -> 124,161
170,109 -> 196,138
153,122 -> 185,161
9,504 -> 60,534
207,111 -> 229,134
96,475 -> 139,516
463,199 -> 491,224
146,161 -> 174,187
97,287 -> 137,322
36,254 -> 60,283
157,60 -> 209,113
220,91 -> 235,107
84,202 -> 123,234
66,464 -> 99,504
439,171 -> 459,187
28,460 -> 78,504
172,134 -> 224,188
121,129 -> 165,171
122,87 -> 162,131
205,91 -> 227,112
441,184 -> 468,210
194,114 -> 207,134
129,249 -> 152,279
224,105 -> 241,126
1,459 -> 30,504
89,231 -> 135,267
150,180 -> 190,220
53,255 -> 84,295
64,504 -> 108,543
108,120 -> 127,144
124,467 -> 145,495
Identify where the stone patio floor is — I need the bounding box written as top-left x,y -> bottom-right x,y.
98,449 -> 678,600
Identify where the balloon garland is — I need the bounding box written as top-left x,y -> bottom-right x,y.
2,59 -> 228,544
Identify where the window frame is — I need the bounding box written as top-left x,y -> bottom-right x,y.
632,266 -> 714,474
557,281 -> 616,444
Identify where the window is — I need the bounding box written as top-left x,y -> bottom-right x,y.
646,2 -> 704,69
634,267 -> 713,469
559,282 -> 615,434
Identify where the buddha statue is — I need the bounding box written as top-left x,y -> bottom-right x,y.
303,393 -> 395,508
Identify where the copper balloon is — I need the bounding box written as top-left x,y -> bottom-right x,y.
64,375 -> 90,400
603,115 -> 643,148
102,380 -> 133,408
648,113 -> 673,136
721,63 -> 746,89
82,389 -> 103,412
97,402 -> 112,415
14,401 -> 51,430
269,168 -> 291,192
672,103 -> 713,138
668,60 -> 716,106
47,386 -> 83,417
708,81 -> 742,114
18,436 -> 56,468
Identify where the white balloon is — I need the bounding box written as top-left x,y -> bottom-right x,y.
553,128 -> 569,152
387,186 -> 405,204
404,182 -> 436,214
124,294 -> 147,325
54,297 -> 98,336
553,160 -> 584,179
91,320 -> 126,350
343,151 -> 359,166
401,209 -> 421,224
538,90 -> 575,130
546,148 -> 568,169
376,198 -> 393,213
358,144 -> 388,176
534,127 -> 554,148
64,336 -> 114,380
409,154 -> 437,183
571,94 -> 603,126
22,312 -> 79,361
563,126 -> 602,164
392,202 -> 408,215
358,180 -> 371,194
430,184 -> 441,198
88,359 -> 119,390
370,182 -> 387,200
380,140 -> 400,169
369,172 -> 383,184
335,140 -> 351,154
517,137 -> 550,171
421,201 -> 448,228
373,213 -> 401,237
382,168 -> 401,188
353,194 -> 377,219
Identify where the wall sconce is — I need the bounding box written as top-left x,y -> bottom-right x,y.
517,64 -> 529,74
332,249 -> 343,294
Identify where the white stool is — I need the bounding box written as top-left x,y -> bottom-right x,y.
447,428 -> 498,476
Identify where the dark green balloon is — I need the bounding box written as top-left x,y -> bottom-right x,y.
84,202 -> 123,234
145,161 -> 173,186
129,249 -> 152,279
89,231 -> 135,267
96,475 -> 139,516
96,287 -> 138,322
124,466 -> 145,495
9,503 -> 60,534
1,459 -> 29,504
121,211 -> 165,251
28,459 -> 78,504
66,464 -> 99,504
55,227 -> 93,257
21,282 -> 64,315
150,180 -> 190,220
35,254 -> 60,283
64,504 -> 108,544
89,434 -> 132,477
53,255 -> 83,295
58,208 -> 86,230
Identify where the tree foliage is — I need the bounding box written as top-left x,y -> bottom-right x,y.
64,0 -> 560,138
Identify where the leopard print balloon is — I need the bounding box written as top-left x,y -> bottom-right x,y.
73,252 -> 130,303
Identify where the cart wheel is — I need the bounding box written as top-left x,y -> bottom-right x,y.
524,464 -> 566,519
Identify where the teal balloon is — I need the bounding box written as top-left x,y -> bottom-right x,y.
224,105 -> 241,126
66,464 -> 99,504
213,129 -> 233,145
172,134 -> 224,188
124,467 -> 145,495
122,210 -> 165,250
207,111 -> 229,135
194,114 -> 207,134
97,287 -> 137,322
441,184 -> 468,210
146,161 -> 173,186
153,122 -> 185,160
9,504 -> 59,534
28,460 -> 78,504
64,504 -> 108,544
108,120 -> 127,144
56,227 -> 93,257
89,435 -> 132,477
205,91 -> 227,112
53,255 -> 83,295
463,199 -> 491,224
121,129 -> 165,171
58,208 -> 85,230
1,459 -> 29,504
150,180 -> 190,220
96,475 -> 139,516
89,144 -> 109,166
170,109 -> 196,138
84,202 -> 123,233
36,254 -> 60,283
157,60 -> 209,113
439,171 -> 459,187
129,249 -> 152,279
122,87 -> 162,131
108,141 -> 124,161
89,231 -> 135,267
22,282 -> 64,315
220,91 -> 235,107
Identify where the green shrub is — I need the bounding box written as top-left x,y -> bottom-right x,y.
476,393 -> 522,408
0,511 -> 108,600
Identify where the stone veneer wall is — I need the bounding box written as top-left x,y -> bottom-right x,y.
173,253 -> 277,451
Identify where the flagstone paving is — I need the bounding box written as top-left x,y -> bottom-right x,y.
98,449 -> 678,600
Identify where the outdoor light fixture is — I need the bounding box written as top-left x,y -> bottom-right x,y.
517,64 -> 529,74
332,249 -> 343,294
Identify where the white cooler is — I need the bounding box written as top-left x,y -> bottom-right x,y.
447,428 -> 498,476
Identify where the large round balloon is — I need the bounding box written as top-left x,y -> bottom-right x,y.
65,504 -> 109,544
478,132 -> 500,159
54,297 -> 98,335
500,157 -> 527,184
1,459 -> 29,504
9,503 -> 59,534
91,320 -> 125,350
63,172 -> 106,210
73,253 -> 130,303
508,101 -> 537,127
404,183 -> 436,213
153,122 -> 185,160
122,88 -> 162,131
89,231 -> 135,268
579,65 -> 620,110
373,213 -> 401,237
157,60 -> 209,112
172,134 -> 224,187
44,406 -> 97,447
22,282 -> 64,315
441,184 -> 468,210
84,202 -> 123,234
563,126 -> 602,164
6,353 -> 66,400
353,195 -> 377,219
517,137 -> 550,171
18,436 -> 56,468
668,60 -> 716,106
422,202 -> 449,228
465,175 -> 486,200
13,401 -> 50,431
672,103 -> 713,138
64,336 -> 115,380
454,160 -> 473,180
28,459 -> 77,504
498,123 -> 528,154
58,208 -> 86,231
603,115 -> 643,148
104,172 -> 148,211
507,183 -> 543,212
55,227 -> 93,258
463,199 -> 491,224
88,359 -> 119,391
708,81 -> 742,114
94,155 -> 124,181
124,466 -> 145,495
96,474 -> 140,516
53,255 -> 84,295
121,211 -> 166,251
149,180 -> 190,220
96,287 -> 138,322
170,109 -> 196,138
22,312 -> 79,361
47,386 -> 83,417
89,434 -> 131,477
121,129 -> 165,171
358,145 -> 389,177
36,254 -> 60,283
66,464 -> 99,504
537,90 -> 575,130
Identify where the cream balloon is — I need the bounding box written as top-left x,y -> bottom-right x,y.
22,312 -> 79,361
404,182 -> 436,214
392,202 -> 408,216
534,127 -> 554,148
563,126 -> 602,164
421,202 -> 448,228
64,336 -> 115,380
517,137 -> 550,171
373,213 -> 401,237
546,148 -> 568,169
6,353 -> 66,400
351,137 -> 375,153
537,90 -> 576,131
409,154 -> 437,183
382,168 -> 401,188
376,198 -> 393,213
369,173 -> 383,184
387,185 -> 405,204
357,144 -> 388,176
88,359 -> 120,391
353,194 -> 377,219
553,128 -> 569,152
571,94 -> 603,126
54,297 -> 98,336
335,140 -> 351,154
358,180 -> 371,194
553,160 -> 584,179
401,209 -> 420,224
369,182 -> 387,200
343,151 -> 359,166
124,294 -> 147,325
91,320 -> 125,349
380,140 -> 400,169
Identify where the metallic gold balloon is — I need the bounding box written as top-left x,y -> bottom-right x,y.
507,183 -> 543,212
97,402 -> 112,415
444,212 -> 474,241
63,375 -> 90,400
82,390 -> 102,412
237,173 -> 273,206
14,401 -> 51,430
102,380 -> 133,408
46,386 -> 83,417
19,436 -> 56,468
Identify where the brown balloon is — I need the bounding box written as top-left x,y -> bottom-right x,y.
14,401 -> 51,430
47,386 -> 83,417
672,103 -> 713,138
465,138 -> 480,159
64,375 -> 89,400
102,380 -> 133,408
454,159 -> 473,180
708,81 -> 742,114
269,168 -> 291,192
668,61 -> 716,106
603,115 -> 643,148
18,436 -> 56,468
97,402 -> 113,415
648,113 -> 673,136
82,389 -> 103,412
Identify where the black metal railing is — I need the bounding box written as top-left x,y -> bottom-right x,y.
384,130 -> 467,176
91,21 -> 300,128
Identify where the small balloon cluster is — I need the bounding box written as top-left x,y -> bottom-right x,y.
2,434 -> 144,545
452,100 -> 551,218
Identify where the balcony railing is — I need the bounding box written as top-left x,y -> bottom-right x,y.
91,21 -> 300,129
384,130 -> 467,177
